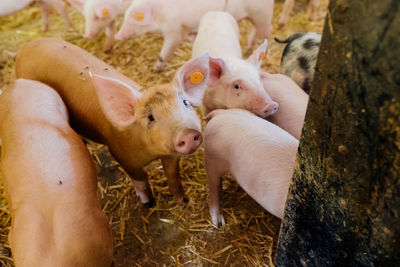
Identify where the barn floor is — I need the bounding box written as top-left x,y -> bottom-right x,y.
0,0 -> 327,266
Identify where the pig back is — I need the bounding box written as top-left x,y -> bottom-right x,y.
15,38 -> 141,143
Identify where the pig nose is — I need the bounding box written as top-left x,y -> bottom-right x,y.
175,129 -> 203,154
262,102 -> 279,117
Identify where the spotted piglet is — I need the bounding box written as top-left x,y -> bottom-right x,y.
275,32 -> 321,94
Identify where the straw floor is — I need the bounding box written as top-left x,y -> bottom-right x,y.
0,0 -> 327,266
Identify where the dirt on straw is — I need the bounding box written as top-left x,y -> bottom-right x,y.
0,0 -> 327,266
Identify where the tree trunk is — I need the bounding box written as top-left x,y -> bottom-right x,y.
276,0 -> 400,266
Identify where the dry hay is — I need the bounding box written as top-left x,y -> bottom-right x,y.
0,0 -> 328,266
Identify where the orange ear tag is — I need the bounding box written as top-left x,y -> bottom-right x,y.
101,8 -> 109,18
189,72 -> 204,84
259,51 -> 265,61
135,12 -> 144,21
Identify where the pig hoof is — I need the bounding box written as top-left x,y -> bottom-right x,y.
211,214 -> 226,228
143,197 -> 156,208
153,61 -> 165,73
103,46 -> 113,53
177,197 -> 189,206
278,21 -> 286,29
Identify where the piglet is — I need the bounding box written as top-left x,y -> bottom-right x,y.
204,109 -> 298,227
16,38 -> 210,206
278,0 -> 321,28
0,0 -> 74,31
115,0 -> 274,72
192,11 -> 278,118
115,0 -> 225,72
70,0 -> 132,52
261,71 -> 309,140
275,32 -> 321,93
0,79 -> 113,266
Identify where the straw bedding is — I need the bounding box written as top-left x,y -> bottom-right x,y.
0,0 -> 327,266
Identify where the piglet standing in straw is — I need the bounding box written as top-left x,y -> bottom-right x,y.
192,11 -> 278,118
0,79 -> 113,266
204,109 -> 299,227
16,38 -> 210,207
115,0 -> 274,72
69,0 -> 133,52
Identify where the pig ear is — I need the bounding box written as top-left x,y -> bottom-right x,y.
208,57 -> 227,87
247,39 -> 268,68
173,52 -> 210,106
90,72 -> 141,129
127,5 -> 154,26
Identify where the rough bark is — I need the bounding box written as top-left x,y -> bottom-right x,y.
276,0 -> 400,266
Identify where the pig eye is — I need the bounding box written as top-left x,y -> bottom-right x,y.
148,114 -> 155,122
183,99 -> 191,108
234,83 -> 241,89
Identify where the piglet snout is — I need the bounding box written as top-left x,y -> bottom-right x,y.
262,101 -> 279,118
175,129 -> 203,154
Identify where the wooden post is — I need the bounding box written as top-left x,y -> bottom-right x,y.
276,0 -> 400,265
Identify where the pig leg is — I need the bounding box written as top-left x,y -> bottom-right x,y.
104,21 -> 115,53
278,0 -> 295,29
130,167 -> 155,208
51,0 -> 74,29
205,156 -> 226,227
161,156 -> 188,205
153,31 -> 183,72
247,15 -> 273,52
38,0 -> 50,31
308,0 -> 321,21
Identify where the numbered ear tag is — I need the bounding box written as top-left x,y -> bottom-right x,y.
189,72 -> 204,84
135,12 -> 144,21
259,51 -> 265,61
101,8 -> 109,18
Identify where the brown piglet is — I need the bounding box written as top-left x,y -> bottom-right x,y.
15,38 -> 210,206
0,79 -> 113,267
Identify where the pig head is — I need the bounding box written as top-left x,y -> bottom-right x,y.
203,40 -> 279,118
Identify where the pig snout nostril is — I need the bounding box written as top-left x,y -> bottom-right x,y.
274,105 -> 278,112
178,141 -> 186,147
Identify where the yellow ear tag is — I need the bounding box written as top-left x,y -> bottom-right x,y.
259,51 -> 265,61
135,12 -> 144,21
189,72 -> 204,84
101,8 -> 109,18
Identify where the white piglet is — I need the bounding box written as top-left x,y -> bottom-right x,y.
192,11 -> 278,118
204,109 -> 298,227
115,0 -> 226,72
115,0 -> 274,72
69,0 -> 132,52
